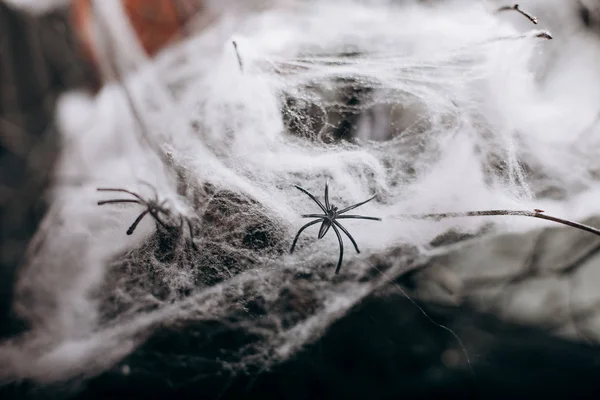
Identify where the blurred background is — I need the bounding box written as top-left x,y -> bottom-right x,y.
4,0 -> 600,398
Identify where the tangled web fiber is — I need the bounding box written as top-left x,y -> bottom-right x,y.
3,0 -> 599,384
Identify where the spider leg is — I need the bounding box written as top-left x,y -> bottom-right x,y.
149,209 -> 170,230
175,215 -> 191,248
302,214 -> 326,219
324,180 -> 330,210
337,195 -> 377,214
333,221 -> 360,254
186,217 -> 198,250
336,215 -> 382,221
294,185 -> 327,213
155,199 -> 170,215
138,179 -> 159,200
290,218 -> 324,253
97,199 -> 143,206
127,209 -> 150,235
97,188 -> 146,203
331,224 -> 344,274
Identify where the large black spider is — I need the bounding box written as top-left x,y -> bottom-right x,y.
291,182 -> 382,274
97,183 -> 197,249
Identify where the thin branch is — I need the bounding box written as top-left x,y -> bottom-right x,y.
232,40 -> 244,72
497,4 -> 538,25
488,30 -> 553,44
533,31 -> 553,40
407,209 -> 600,237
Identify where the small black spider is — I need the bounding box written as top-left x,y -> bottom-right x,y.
97,184 -> 171,235
291,181 -> 382,274
97,183 -> 198,249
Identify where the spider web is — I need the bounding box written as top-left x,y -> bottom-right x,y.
4,0 -> 600,387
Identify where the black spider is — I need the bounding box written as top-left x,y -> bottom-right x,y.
97,184 -> 171,235
291,181 -> 382,274
97,184 -> 198,249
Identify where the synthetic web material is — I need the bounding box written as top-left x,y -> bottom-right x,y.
2,0 -> 597,385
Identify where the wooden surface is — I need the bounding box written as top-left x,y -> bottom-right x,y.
71,0 -> 204,75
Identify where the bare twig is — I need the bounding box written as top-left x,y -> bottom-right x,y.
407,209 -> 600,237
534,31 -> 553,40
497,4 -> 538,25
232,40 -> 244,72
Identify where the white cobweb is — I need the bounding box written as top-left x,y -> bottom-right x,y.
2,0 -> 600,385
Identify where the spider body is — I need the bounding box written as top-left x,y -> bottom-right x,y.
291,182 -> 381,274
318,206 -> 338,239
97,185 -> 170,235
